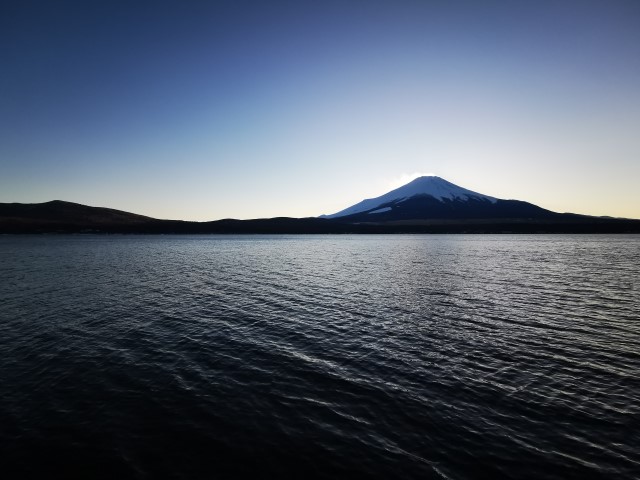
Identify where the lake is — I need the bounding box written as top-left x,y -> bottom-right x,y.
1,234 -> 638,479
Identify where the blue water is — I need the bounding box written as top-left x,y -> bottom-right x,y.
1,234 -> 638,479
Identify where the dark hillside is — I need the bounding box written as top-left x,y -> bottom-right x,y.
1,201 -> 639,234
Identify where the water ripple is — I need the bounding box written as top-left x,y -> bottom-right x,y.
0,234 -> 638,479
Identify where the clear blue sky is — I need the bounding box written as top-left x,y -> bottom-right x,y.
2,0 -> 639,220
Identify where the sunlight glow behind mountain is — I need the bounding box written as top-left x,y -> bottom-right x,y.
387,173 -> 438,190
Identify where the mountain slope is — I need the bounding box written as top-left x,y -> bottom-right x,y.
323,176 -> 497,218
322,176 -> 560,221
1,195 -> 639,234
0,200 -> 156,231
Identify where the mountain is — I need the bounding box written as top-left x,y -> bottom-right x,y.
0,200 -> 345,234
2,191 -> 639,234
322,176 -> 562,222
0,200 -> 156,231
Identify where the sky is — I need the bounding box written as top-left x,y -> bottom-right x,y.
2,0 -> 639,220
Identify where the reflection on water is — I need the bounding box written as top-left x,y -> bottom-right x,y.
1,234 -> 638,479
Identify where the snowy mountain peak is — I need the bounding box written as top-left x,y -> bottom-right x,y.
396,176 -> 496,202
323,176 -> 497,218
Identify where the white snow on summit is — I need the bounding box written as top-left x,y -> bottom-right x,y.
323,176 -> 497,218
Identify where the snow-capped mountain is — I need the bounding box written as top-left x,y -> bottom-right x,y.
322,176 -> 557,221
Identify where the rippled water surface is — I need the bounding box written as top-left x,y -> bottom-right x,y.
1,234 -> 639,479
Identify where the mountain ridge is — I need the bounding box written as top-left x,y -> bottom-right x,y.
2,177 -> 639,234
322,176 -> 498,218
321,175 -> 565,222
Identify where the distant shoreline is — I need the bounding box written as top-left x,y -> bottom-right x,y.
3,221 -> 640,235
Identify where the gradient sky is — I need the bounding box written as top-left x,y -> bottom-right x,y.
2,0 -> 639,220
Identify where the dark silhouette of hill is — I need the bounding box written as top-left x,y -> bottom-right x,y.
0,200 -> 155,231
1,200 -> 639,234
